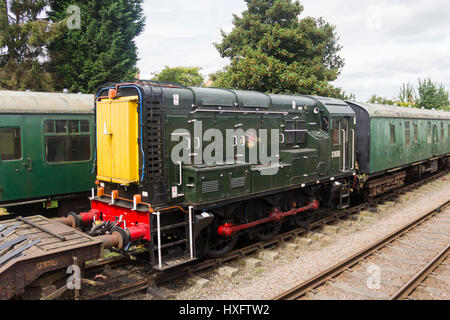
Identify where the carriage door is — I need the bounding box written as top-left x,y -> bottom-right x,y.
0,115 -> 25,203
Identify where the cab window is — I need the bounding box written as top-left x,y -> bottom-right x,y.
320,113 -> 329,133
0,127 -> 22,160
44,120 -> 91,163
332,120 -> 340,145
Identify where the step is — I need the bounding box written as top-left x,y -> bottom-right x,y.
153,257 -> 197,272
156,222 -> 187,232
152,239 -> 188,251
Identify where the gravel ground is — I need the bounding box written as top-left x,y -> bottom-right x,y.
164,174 -> 450,300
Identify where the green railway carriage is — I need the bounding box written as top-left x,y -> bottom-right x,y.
347,102 -> 450,196
0,90 -> 96,215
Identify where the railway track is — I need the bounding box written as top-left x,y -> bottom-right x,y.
80,171 -> 449,300
390,244 -> 449,300
273,199 -> 450,300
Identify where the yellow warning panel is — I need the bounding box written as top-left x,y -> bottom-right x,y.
96,96 -> 140,185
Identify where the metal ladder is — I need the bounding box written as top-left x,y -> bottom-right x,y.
151,206 -> 196,271
337,182 -> 351,209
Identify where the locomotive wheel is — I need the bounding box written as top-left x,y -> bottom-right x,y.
205,230 -> 239,258
293,213 -> 316,228
253,221 -> 283,241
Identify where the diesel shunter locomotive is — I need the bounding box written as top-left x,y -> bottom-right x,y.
66,81 -> 450,271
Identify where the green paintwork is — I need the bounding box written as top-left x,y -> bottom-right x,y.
370,118 -> 450,174
96,84 -> 357,207
159,87 -> 356,206
0,113 -> 96,204
183,163 -> 251,204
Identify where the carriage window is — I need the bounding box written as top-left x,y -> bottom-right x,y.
0,127 -> 22,160
414,123 -> 419,144
68,120 -> 79,133
405,121 -> 411,147
427,122 -> 432,144
332,120 -> 340,145
56,120 -> 67,133
45,121 -> 55,134
46,136 -> 91,163
44,120 -> 91,163
390,124 -> 396,145
80,120 -> 90,133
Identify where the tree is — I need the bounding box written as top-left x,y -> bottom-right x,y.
333,88 -> 356,101
152,66 -> 205,87
397,82 -> 415,104
368,95 -> 395,105
415,78 -> 449,110
47,0 -> 145,93
0,0 -> 63,91
213,0 -> 345,97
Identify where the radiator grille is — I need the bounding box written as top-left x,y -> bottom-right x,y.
202,180 -> 219,193
231,176 -> 246,189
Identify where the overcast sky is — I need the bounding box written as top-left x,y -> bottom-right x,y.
135,0 -> 450,101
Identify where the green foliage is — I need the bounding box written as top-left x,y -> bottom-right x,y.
368,95 -> 395,105
0,0 -> 64,91
47,0 -> 145,93
415,78 -> 449,110
369,78 -> 450,111
332,88 -> 356,101
152,66 -> 205,87
213,0 -> 345,97
397,82 -> 414,104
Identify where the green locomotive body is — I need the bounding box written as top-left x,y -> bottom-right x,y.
0,91 -> 96,215
86,82 -> 357,269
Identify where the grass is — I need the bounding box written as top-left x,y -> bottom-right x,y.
0,208 -> 10,216
254,267 -> 265,274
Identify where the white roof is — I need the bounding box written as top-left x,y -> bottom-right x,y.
349,102 -> 450,120
0,90 -> 94,114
